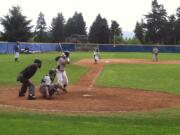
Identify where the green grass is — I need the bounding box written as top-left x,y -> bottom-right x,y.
1,52 -> 180,135
97,64 -> 180,94
1,51 -> 180,86
0,52 -> 88,86
0,108 -> 180,135
101,52 -> 180,60
70,51 -> 180,60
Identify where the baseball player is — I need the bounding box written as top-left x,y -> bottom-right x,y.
93,47 -> 100,64
152,47 -> 159,62
14,41 -> 20,62
39,69 -> 61,99
17,59 -> 42,100
55,51 -> 70,93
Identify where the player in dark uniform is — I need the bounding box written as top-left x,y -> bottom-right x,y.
14,41 -> 20,62
17,59 -> 42,100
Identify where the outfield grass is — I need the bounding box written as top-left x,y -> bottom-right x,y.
97,64 -> 180,95
1,52 -> 180,86
0,108 -> 180,135
101,52 -> 180,60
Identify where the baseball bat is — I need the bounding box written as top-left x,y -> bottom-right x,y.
58,42 -> 63,53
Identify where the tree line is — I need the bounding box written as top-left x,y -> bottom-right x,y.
134,0 -> 180,45
1,0 -> 179,45
0,6 -> 123,44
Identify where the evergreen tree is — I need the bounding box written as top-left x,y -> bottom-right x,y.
110,20 -> 123,44
0,6 -> 32,41
65,12 -> 86,37
164,15 -> 176,44
175,7 -> 180,44
134,20 -> 145,43
50,13 -> 65,42
89,14 -> 110,44
144,0 -> 167,44
34,12 -> 47,42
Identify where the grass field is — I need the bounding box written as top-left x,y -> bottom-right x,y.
97,64 -> 180,95
0,52 -> 89,86
0,52 -> 180,135
1,52 -> 180,86
0,108 -> 180,135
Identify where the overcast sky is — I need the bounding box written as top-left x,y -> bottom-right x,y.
0,0 -> 180,32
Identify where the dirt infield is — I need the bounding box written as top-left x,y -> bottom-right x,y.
0,59 -> 180,114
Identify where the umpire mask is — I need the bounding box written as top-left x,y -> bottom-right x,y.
34,59 -> 42,68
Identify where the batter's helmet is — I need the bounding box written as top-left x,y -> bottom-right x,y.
63,51 -> 70,58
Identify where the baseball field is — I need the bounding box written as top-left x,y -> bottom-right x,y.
0,52 -> 180,135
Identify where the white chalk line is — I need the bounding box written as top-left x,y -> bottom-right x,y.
87,65 -> 104,91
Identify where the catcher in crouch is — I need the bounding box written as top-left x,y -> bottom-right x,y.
39,69 -> 61,99
55,51 -> 70,93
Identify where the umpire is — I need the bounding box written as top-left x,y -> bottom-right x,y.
17,59 -> 42,100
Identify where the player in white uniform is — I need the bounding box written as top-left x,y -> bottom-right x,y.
55,51 -> 70,93
93,47 -> 100,64
39,69 -> 59,99
14,41 -> 20,62
152,47 -> 159,62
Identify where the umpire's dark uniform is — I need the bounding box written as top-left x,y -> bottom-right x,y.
17,59 -> 42,100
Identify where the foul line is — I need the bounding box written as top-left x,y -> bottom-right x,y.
87,65 -> 104,91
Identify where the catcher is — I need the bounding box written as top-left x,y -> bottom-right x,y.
55,51 -> 70,93
39,69 -> 61,99
93,47 -> 100,64
17,59 -> 42,100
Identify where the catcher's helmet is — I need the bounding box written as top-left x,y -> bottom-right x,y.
63,51 -> 70,57
49,68 -> 56,75
34,59 -> 42,68
49,68 -> 56,82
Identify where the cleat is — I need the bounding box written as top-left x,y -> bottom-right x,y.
62,88 -> 68,93
28,95 -> 36,100
19,93 -> 25,97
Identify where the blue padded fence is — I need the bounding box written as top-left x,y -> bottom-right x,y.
98,44 -> 180,53
1,42 -> 180,53
0,42 -> 76,54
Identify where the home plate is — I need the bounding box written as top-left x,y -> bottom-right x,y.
83,94 -> 93,97
105,60 -> 110,63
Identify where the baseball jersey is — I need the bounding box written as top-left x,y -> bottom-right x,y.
41,75 -> 51,86
153,48 -> 159,54
14,45 -> 20,52
20,64 -> 39,79
57,56 -> 70,71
